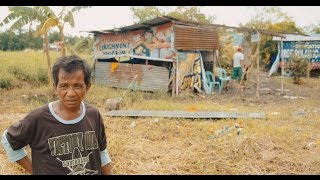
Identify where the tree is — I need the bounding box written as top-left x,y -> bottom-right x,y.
37,6 -> 90,57
167,6 -> 214,24
0,6 -> 55,84
70,37 -> 94,55
130,6 -> 215,24
242,7 -> 304,67
130,6 -> 161,23
308,23 -> 320,34
48,31 -> 60,44
290,53 -> 308,84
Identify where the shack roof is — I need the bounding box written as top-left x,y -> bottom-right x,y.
273,34 -> 320,41
84,15 -> 303,38
85,16 -> 206,34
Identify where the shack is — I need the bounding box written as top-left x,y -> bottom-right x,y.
88,16 -> 219,95
272,34 -> 320,76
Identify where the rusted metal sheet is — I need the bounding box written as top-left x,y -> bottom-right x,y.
105,110 -> 266,119
174,25 -> 219,51
94,61 -> 169,92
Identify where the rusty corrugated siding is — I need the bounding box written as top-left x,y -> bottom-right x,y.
174,25 -> 219,51
94,61 -> 169,92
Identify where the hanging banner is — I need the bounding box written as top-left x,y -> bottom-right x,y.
281,41 -> 320,69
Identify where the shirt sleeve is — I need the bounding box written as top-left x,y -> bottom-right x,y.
6,117 -> 34,150
2,130 -> 27,162
100,148 -> 111,167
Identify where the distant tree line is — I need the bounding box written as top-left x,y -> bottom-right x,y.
0,30 -> 90,51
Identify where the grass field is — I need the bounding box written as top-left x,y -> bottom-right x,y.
0,51 -> 319,174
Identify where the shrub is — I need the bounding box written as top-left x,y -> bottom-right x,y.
290,53 -> 308,84
37,68 -> 48,85
0,73 -> 14,89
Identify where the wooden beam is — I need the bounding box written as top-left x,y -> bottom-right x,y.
106,110 -> 266,119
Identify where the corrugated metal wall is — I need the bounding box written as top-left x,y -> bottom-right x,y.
94,61 -> 170,92
174,25 -> 219,51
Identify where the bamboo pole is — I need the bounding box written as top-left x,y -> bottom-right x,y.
212,50 -> 215,73
254,31 -> 261,98
280,39 -> 284,95
172,62 -> 176,97
176,56 -> 179,96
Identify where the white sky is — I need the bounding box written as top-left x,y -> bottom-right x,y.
0,6 -> 319,37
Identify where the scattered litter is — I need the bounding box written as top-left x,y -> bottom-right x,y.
148,118 -> 160,125
260,88 -> 271,91
208,122 -> 243,139
312,109 -> 320,114
283,95 -> 306,100
294,110 -> 307,116
128,121 -> 136,128
275,89 -> 290,92
305,142 -> 317,149
271,112 -> 280,115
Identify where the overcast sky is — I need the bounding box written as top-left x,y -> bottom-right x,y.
0,6 -> 319,37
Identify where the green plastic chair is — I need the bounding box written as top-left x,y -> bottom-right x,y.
217,68 -> 231,93
205,71 -> 220,94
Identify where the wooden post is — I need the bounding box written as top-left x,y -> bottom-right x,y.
212,50 -> 215,73
176,55 -> 179,96
256,55 -> 260,98
307,62 -> 311,78
172,62 -> 176,97
255,32 -> 261,98
280,39 -> 284,95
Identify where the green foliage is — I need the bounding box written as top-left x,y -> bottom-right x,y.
70,37 -> 94,54
130,6 -> 214,24
0,73 -> 14,89
36,68 -> 49,84
48,31 -> 61,43
130,6 -> 162,23
0,31 -> 43,51
260,39 -> 278,67
243,7 -> 304,67
167,6 -> 214,24
218,29 -> 235,68
307,23 -> 320,34
0,50 -> 61,87
290,53 -> 308,85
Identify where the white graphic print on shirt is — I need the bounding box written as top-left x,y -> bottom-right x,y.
48,131 -> 99,175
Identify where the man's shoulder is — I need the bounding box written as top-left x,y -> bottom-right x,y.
84,103 -> 100,114
19,104 -> 49,124
28,104 -> 49,116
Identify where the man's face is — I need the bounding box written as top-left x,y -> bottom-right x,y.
54,69 -> 90,110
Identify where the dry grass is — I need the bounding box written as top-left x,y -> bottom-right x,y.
0,51 -> 320,174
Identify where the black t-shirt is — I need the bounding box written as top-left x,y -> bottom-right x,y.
6,102 -> 107,175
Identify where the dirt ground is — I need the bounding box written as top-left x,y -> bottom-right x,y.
0,70 -> 320,174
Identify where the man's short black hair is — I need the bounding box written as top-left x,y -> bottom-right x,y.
52,55 -> 92,87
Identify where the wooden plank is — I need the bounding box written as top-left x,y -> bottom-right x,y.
105,110 -> 266,119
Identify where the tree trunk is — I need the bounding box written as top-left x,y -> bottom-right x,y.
44,33 -> 53,85
59,26 -> 66,57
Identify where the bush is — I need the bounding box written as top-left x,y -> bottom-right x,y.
0,73 -> 14,89
37,68 -> 48,85
8,65 -> 49,86
290,53 -> 308,85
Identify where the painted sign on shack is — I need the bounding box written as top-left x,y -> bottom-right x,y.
94,23 -> 174,61
281,41 -> 320,69
273,34 -> 320,70
89,16 -> 219,94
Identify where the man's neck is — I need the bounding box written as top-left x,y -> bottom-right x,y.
53,101 -> 82,120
